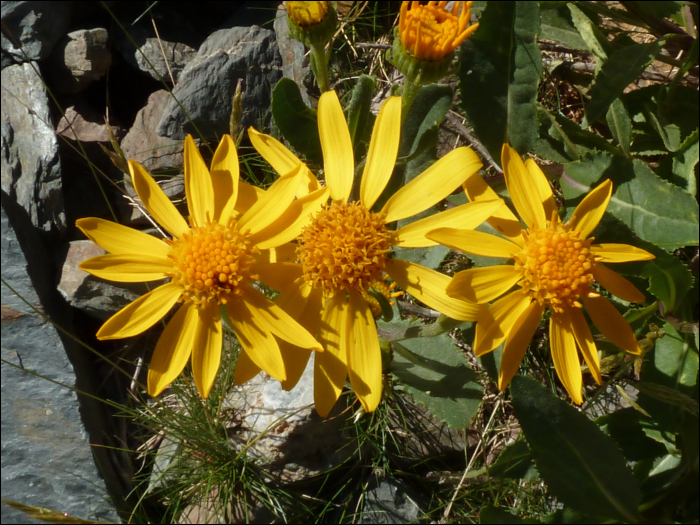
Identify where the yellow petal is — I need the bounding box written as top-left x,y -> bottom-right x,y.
184,134 -> 215,228
549,311 -> 584,404
233,347 -> 261,385
474,292 -> 531,356
210,134 -> 239,224
346,291 -> 382,413
567,179 -> 612,238
191,301 -> 222,399
498,300 -> 545,391
79,253 -> 171,282
462,173 -> 522,242
360,96 -> 402,209
129,160 -> 189,238
147,301 -> 197,396
593,264 -> 646,303
76,217 -> 171,257
315,292 -> 350,417
382,147 -> 482,223
590,243 -> 655,263
427,228 -> 520,259
253,262 -> 304,293
226,298 -> 286,381
583,293 -> 642,355
385,258 -> 484,321
567,306 -> 602,385
241,287 -> 321,351
501,144 -> 546,230
393,199 -> 504,248
255,243 -> 298,264
446,265 -> 520,304
319,91 -> 354,203
524,158 -> 558,219
235,180 -> 265,215
250,186 -> 330,250
238,163 -> 304,235
97,282 -> 181,340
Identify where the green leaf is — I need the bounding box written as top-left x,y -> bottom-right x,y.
459,1 -> 542,162
480,506 -> 532,524
585,39 -> 665,125
539,4 -> 587,50
489,440 -> 538,480
398,83 -> 453,161
271,78 -> 322,165
646,105 -> 682,152
510,376 -> 641,523
657,128 -> 699,195
390,333 -> 483,428
568,4 -> 612,61
638,249 -> 693,314
345,74 -> 376,149
606,98 -> 632,156
595,408 -> 666,462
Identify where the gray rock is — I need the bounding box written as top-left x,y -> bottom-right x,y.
46,28 -> 111,94
360,478 -> 423,524
1,1 -> 73,68
156,25 -> 283,140
56,103 -> 122,143
273,4 -> 312,106
1,62 -> 65,237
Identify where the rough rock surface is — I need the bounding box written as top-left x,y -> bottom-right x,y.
45,28 -> 111,94
56,103 -> 122,143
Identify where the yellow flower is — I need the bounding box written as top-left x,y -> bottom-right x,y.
247,91 -> 501,416
77,135 -> 321,399
287,1 -> 330,27
427,144 -> 655,404
399,1 -> 479,61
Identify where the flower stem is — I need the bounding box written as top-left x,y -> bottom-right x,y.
401,76 -> 421,121
309,42 -> 331,92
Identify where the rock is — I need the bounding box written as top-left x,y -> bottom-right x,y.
1,62 -> 65,237
360,477 -> 424,524
273,4 -> 313,107
46,28 -> 111,94
56,103 -> 122,143
1,1 -> 73,68
156,25 -> 283,140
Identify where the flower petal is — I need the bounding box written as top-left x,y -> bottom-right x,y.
79,253 -> 171,282
235,180 -> 265,215
393,200 -> 504,248
382,147 -> 482,223
315,292 -> 349,417
462,174 -> 522,242
129,160 -> 189,238
502,144 -> 546,230
97,282 -> 181,340
498,300 -> 545,390
253,262 -> 304,293
191,301 -> 222,398
385,258 -> 484,321
226,298 -> 286,381
549,311 -> 584,404
474,291 -> 531,356
210,134 -> 239,224
427,228 -> 520,259
250,186 -> 330,250
184,134 -> 215,228
567,179 -> 612,238
593,264 -> 646,303
238,162 -> 304,235
567,306 -> 602,385
583,293 -> 642,355
446,265 -> 520,304
346,291 -> 383,413
147,301 -> 197,397
233,347 -> 262,385
254,243 -> 298,264
590,243 -> 655,263
360,96 -> 402,209
524,158 -> 557,219
76,217 -> 171,257
319,91 -> 354,203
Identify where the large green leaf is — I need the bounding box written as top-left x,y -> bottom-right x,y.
595,408 -> 666,463
606,98 -> 632,157
398,83 -> 453,161
271,78 -> 322,165
585,39 -> 665,125
539,4 -> 587,51
510,376 -> 642,522
459,1 -> 542,162
568,4 -> 612,62
489,440 -> 538,480
345,74 -> 376,149
390,333 -> 482,428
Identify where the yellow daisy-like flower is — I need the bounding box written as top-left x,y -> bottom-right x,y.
247,91 -> 502,416
287,1 -> 330,27
77,135 -> 321,399
427,144 -> 655,404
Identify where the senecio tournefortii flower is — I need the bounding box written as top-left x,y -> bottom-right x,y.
428,144 -> 655,404
77,135 -> 321,399
247,91 -> 502,416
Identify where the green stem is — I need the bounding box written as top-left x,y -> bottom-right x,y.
400,77 -> 421,121
310,42 -> 331,92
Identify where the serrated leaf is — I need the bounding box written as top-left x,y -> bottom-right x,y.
539,4 -> 587,50
271,78 -> 322,165
390,333 -> 482,428
459,1 -> 542,162
595,408 -> 666,462
568,4 -> 612,61
511,376 -> 641,523
585,39 -> 665,125
489,440 -> 539,479
606,98 -> 632,156
345,74 -> 376,148
658,128 -> 699,195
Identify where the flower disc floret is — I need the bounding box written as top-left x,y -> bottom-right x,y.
515,212 -> 596,312
298,201 -> 391,297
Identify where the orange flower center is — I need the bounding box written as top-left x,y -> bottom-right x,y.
298,202 -> 400,316
513,216 -> 596,313
168,219 -> 257,308
287,1 -> 329,27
